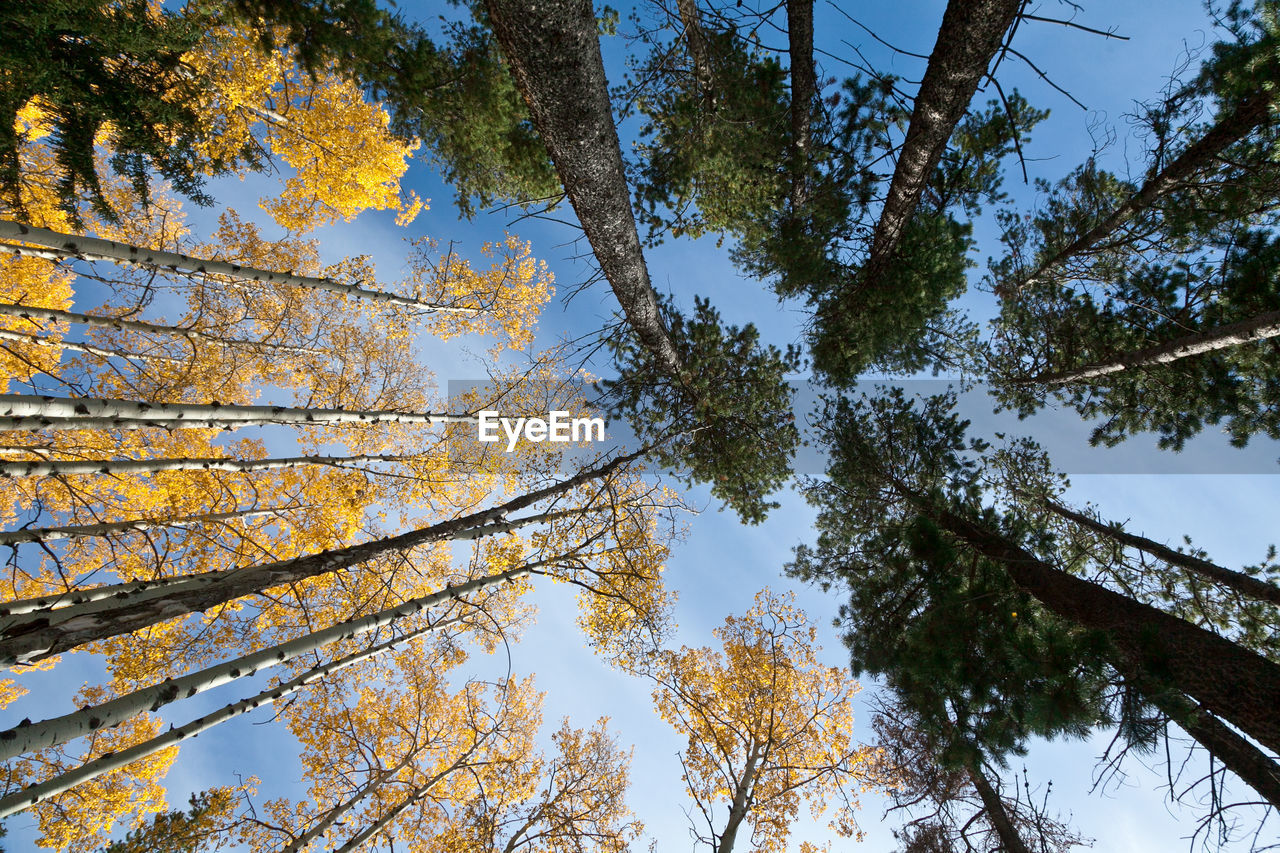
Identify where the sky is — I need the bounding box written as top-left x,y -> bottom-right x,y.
4,0 -> 1280,851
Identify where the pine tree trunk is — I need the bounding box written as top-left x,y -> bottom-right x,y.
918,495 -> 1280,756
0,504 -> 297,546
676,0 -> 716,109
0,446 -> 646,663
860,0 -> 1023,292
483,0 -> 686,379
1143,687 -> 1280,808
0,615 -> 461,820
1012,309 -> 1280,385
0,393 -> 469,432
0,303 -> 324,356
1019,87 -> 1278,288
0,565 -> 529,761
716,748 -> 760,853
1041,497 -> 1280,606
0,220 -> 478,314
787,0 -> 815,213
0,452 -> 415,479
967,763 -> 1032,853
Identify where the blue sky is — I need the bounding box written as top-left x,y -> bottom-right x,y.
5,0 -> 1280,850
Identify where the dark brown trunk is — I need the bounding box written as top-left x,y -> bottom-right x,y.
787,0 -> 815,213
0,447 -> 646,664
1042,497 -> 1280,606
860,0 -> 1023,292
966,763 -> 1032,853
483,0 -> 685,379
1143,688 -> 1280,808
676,0 -> 716,110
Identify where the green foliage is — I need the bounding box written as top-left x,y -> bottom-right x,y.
0,0 -> 227,223
603,296 -> 801,524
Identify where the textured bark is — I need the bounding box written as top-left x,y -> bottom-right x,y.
967,764 -> 1032,853
716,748 -> 759,853
483,0 -> 685,379
0,451 -> 415,479
860,0 -> 1023,291
0,446 -> 647,663
915,493 -> 1280,756
0,393 -> 469,433
787,0 -> 815,213
1144,688 -> 1280,808
0,505 -> 294,546
0,328 -> 179,364
0,567 -> 527,761
0,221 -> 479,314
1042,497 -> 1280,606
0,616 -> 460,821
1020,88 -> 1277,288
676,0 -> 716,108
0,303 -> 324,355
1013,310 -> 1280,385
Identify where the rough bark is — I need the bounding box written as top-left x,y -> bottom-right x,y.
0,445 -> 647,663
0,451 -> 415,479
860,0 -> 1023,292
914,492 -> 1280,756
483,0 -> 685,379
0,615 -> 461,820
0,505 -> 295,546
1042,497 -> 1280,606
0,303 -> 324,355
1019,88 -> 1278,288
0,566 -> 528,761
716,748 -> 759,853
1144,687 -> 1280,808
676,0 -> 716,109
0,221 -> 478,314
1012,309 -> 1280,386
786,0 -> 815,213
0,393 -> 469,432
967,763 -> 1032,853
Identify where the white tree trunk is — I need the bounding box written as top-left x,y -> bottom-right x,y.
0,393 -> 473,432
1018,309 -> 1280,384
0,452 -> 415,479
0,565 -> 531,761
0,444 -> 646,663
0,614 -> 463,820
0,505 -> 297,546
0,328 -> 180,364
0,303 -> 324,356
281,758 -> 413,853
0,221 -> 479,315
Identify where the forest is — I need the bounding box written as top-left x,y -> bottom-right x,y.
0,0 -> 1278,850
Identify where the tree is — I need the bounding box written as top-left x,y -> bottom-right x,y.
636,589 -> 882,853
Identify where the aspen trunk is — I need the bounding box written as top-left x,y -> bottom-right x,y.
0,504 -> 297,546
860,0 -> 1023,292
0,446 -> 646,663
0,565 -> 531,761
0,504 -> 585,635
967,764 -> 1032,853
332,753 -> 477,853
0,221 -> 478,315
0,328 -> 180,364
281,757 -> 413,853
483,0 -> 686,379
716,748 -> 760,853
0,303 -> 324,356
1014,310 -> 1280,385
0,393 -> 471,432
1042,497 -> 1280,606
0,615 -> 461,820
0,451 -> 416,479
